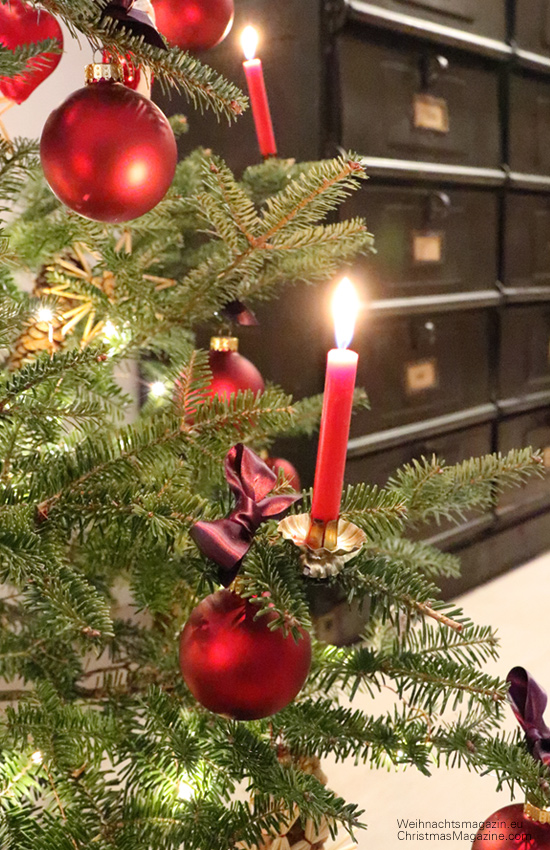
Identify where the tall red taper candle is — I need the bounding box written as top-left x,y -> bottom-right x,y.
241,26 -> 277,159
310,279 -> 360,524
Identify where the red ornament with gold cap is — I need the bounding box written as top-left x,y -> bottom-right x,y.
471,667 -> 550,847
179,589 -> 311,720
39,60 -> 177,223
207,336 -> 265,400
0,0 -> 63,105
471,803 -> 550,848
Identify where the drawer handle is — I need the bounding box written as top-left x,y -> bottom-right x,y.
411,320 -> 437,348
421,54 -> 449,89
427,191 -> 451,223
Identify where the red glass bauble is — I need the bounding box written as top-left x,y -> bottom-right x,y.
40,81 -> 177,223
153,0 -> 234,52
0,0 -> 63,104
208,349 -> 265,400
179,590 -> 312,720
471,804 -> 550,848
265,457 -> 301,492
101,51 -> 141,91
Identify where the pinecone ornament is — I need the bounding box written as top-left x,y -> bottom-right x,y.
237,751 -> 355,850
7,242 -> 119,371
7,266 -> 67,371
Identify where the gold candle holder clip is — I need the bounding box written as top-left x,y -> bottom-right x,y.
278,514 -> 366,579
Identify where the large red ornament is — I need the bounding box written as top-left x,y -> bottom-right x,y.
471,804 -> 550,848
265,457 -> 301,492
40,67 -> 177,223
0,0 -> 63,105
153,0 -> 234,52
179,590 -> 312,720
208,337 -> 265,400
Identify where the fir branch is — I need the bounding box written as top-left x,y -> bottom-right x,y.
390,449 -> 544,525
37,1 -> 247,120
365,537 -> 461,580
0,40 -> 61,79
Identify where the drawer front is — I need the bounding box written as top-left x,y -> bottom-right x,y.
365,0 -> 506,40
515,0 -> 550,58
503,193 -> 550,290
346,423 -> 492,487
509,74 -> 550,176
499,305 -> 550,400
351,310 -> 492,435
498,410 -> 550,509
343,185 -> 498,299
339,33 -> 500,168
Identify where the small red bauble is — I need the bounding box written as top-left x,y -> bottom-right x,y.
179,590 -> 312,720
40,72 -> 177,223
208,337 -> 264,400
101,51 -> 141,91
265,457 -> 301,492
153,0 -> 234,52
0,0 -> 63,104
471,804 -> 550,848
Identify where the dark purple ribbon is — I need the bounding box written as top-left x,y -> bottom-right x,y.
507,666 -> 550,765
190,444 -> 301,586
101,0 -> 166,50
221,300 -> 259,327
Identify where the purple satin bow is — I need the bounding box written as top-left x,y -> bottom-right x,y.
190,444 -> 301,586
507,666 -> 550,765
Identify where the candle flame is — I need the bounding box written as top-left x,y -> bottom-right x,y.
241,25 -> 259,61
332,277 -> 360,350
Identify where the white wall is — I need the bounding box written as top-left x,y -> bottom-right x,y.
3,23 -> 93,140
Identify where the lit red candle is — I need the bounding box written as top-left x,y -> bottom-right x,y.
241,25 -> 277,159
310,278 -> 360,526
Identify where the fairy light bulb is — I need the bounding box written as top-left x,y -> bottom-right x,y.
36,307 -> 54,324
150,381 -> 166,398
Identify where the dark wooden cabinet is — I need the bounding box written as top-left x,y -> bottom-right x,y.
498,410 -> 550,511
509,73 -> 550,176
360,0 -> 506,40
338,31 -> 501,167
345,185 -> 498,298
499,305 -> 550,402
346,422 -> 491,486
514,0 -> 550,59
503,192 -> 550,291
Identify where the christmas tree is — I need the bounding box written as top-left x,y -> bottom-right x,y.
0,2 -> 548,849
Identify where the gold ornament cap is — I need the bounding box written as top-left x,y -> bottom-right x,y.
524,802 -> 550,825
85,62 -> 124,85
210,336 -> 239,352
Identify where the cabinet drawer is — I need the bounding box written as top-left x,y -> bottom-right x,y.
338,32 -> 500,168
514,0 -> 550,59
498,410 -> 550,510
358,0 -> 506,41
499,305 -> 550,401
346,423 -> 492,487
351,310 -> 492,435
344,185 -> 498,299
509,74 -> 550,176
503,193 -> 550,290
